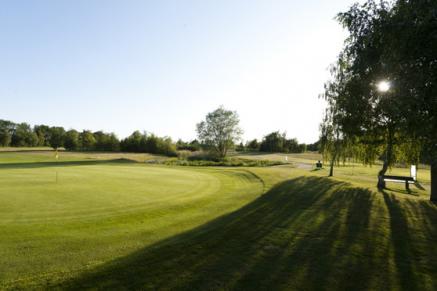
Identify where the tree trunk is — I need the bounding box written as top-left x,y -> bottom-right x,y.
329,158 -> 335,177
329,132 -> 340,177
431,160 -> 437,202
329,151 -> 337,177
377,126 -> 394,190
377,159 -> 389,190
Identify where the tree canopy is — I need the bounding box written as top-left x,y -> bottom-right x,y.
324,0 -> 437,200
196,106 -> 243,158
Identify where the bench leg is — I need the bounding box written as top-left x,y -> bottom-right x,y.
406,181 -> 410,191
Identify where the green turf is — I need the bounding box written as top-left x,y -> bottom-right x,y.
1,151 -> 437,290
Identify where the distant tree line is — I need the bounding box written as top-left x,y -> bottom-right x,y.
0,119 -> 177,156
236,131 -> 319,154
119,131 -> 177,156
1,118 -> 320,157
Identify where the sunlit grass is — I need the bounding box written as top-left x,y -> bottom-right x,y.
0,151 -> 436,290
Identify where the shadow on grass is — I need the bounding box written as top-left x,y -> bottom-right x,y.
384,186 -> 419,196
56,176 -> 437,290
0,149 -> 54,153
382,191 -> 437,291
0,158 -> 135,169
414,182 -> 426,190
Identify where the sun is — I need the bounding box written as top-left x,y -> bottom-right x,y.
377,80 -> 391,92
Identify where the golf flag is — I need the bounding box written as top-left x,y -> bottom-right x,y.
55,150 -> 59,161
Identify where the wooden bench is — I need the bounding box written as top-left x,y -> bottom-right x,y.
383,165 -> 417,191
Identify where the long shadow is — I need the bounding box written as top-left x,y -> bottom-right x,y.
0,158 -> 135,169
382,192 -> 418,290
383,192 -> 437,291
0,149 -> 54,153
54,176 -> 437,290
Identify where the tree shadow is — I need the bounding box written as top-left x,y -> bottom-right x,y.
54,176 -> 437,290
383,187 -> 417,196
0,149 -> 55,153
0,158 -> 134,169
382,191 -> 437,291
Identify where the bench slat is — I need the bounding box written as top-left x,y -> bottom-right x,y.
383,179 -> 415,184
383,175 -> 415,181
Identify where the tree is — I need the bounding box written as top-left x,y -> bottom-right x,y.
64,130 -> 80,151
196,106 -> 243,158
320,61 -> 355,177
189,140 -> 201,152
0,119 -> 14,147
258,132 -> 304,153
320,108 -> 342,177
331,0 -> 436,199
93,131 -> 120,151
0,130 -> 11,147
120,131 -> 176,156
306,140 -> 320,152
246,139 -> 259,151
48,127 -> 65,150
154,136 -> 177,156
120,131 -> 143,152
236,142 -> 245,152
34,125 -> 51,146
11,123 -> 38,147
383,0 -> 437,200
79,130 -> 96,151
106,133 -> 120,152
259,131 -> 285,152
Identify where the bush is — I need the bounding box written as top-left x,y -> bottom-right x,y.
177,150 -> 192,160
158,157 -> 287,167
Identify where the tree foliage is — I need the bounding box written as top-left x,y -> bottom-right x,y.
259,131 -> 306,153
48,127 -> 65,150
120,131 -> 177,156
11,123 -> 38,147
196,106 -> 243,158
325,0 -> 437,199
64,130 -> 80,151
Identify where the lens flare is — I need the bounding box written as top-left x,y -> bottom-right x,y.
377,80 -> 390,92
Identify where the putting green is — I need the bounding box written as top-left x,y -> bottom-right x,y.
0,162 -> 264,288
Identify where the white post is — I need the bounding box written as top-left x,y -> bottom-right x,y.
411,165 -> 417,181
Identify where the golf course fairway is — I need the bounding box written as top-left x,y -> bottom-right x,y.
0,161 -> 264,289
1,153 -> 437,290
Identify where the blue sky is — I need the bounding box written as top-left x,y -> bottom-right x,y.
1,0 -> 360,143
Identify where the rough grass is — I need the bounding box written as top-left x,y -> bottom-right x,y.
0,151 -> 436,290
0,149 -> 169,164
160,157 -> 286,167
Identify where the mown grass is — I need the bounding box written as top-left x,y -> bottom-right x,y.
1,151 -> 436,290
58,176 -> 437,290
0,157 -> 264,289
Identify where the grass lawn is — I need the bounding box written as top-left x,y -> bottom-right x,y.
1,150 -> 436,290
